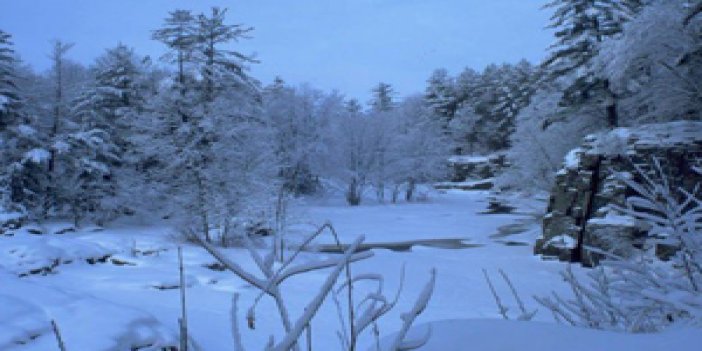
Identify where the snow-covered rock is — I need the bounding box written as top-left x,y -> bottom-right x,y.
447,153 -> 506,183
536,121 -> 702,265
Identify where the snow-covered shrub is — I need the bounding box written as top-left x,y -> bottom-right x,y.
536,159 -> 702,332
197,223 -> 436,350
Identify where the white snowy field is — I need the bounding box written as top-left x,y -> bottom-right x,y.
1,190 -> 699,350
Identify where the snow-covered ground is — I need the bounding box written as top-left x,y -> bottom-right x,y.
1,190 -> 699,350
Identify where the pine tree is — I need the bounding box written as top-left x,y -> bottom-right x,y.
0,30 -> 20,129
152,10 -> 197,90
152,7 -> 274,243
543,0 -> 639,77
369,82 -> 395,112
66,44 -> 148,223
542,0 -> 641,128
194,7 -> 257,102
425,68 -> 458,126
0,29 -> 27,211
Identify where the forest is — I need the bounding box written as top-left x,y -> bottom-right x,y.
1,1 -> 701,350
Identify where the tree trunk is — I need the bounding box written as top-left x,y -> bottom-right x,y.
346,177 -> 362,206
194,171 -> 210,243
405,178 -> 416,202
391,184 -> 400,204
603,79 -> 618,128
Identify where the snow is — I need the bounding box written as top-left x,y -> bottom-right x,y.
447,155 -> 490,164
16,124 -> 37,137
0,95 -> 8,111
0,211 -> 24,223
0,190 -> 699,350
23,148 -> 51,164
378,319 -> 701,351
545,234 -> 577,249
587,212 -> 636,227
563,147 -> 583,170
587,121 -> 702,155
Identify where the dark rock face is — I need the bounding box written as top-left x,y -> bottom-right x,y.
535,121 -> 702,266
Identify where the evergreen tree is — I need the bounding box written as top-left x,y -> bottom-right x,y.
151,10 -> 197,90
0,29 -> 30,211
345,98 -> 363,114
369,82 -> 395,112
542,0 -> 641,128
66,44 -> 149,223
0,30 -> 20,129
543,0 -> 639,77
152,7 -> 274,243
425,68 -> 458,126
194,7 -> 257,102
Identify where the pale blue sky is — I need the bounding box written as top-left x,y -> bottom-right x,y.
0,0 -> 552,100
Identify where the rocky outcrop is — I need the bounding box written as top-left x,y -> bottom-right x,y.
448,154 -> 506,182
0,211 -> 25,235
535,121 -> 702,266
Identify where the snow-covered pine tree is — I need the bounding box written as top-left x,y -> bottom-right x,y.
542,0 -> 641,127
424,68 -> 458,128
471,64 -> 515,151
152,7 -> 276,244
369,82 -> 395,113
65,44 -> 149,223
0,30 -> 20,128
194,7 -> 257,102
488,60 -> 539,150
449,67 -> 482,154
43,40 -> 77,217
424,68 -> 460,127
543,0 -> 639,77
0,29 -> 32,212
151,10 -> 197,92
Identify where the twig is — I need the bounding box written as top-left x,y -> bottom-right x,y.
388,268 -> 436,351
498,269 -> 535,320
51,319 -> 67,351
178,246 -> 188,351
483,269 -> 508,320
231,293 -> 245,351
270,236 -> 366,351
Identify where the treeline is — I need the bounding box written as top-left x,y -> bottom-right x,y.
0,8 -> 454,243
2,1 -> 700,240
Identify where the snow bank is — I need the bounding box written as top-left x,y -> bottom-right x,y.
0,272 -> 179,351
0,233 -> 115,276
585,120 -> 702,156
377,319 -> 702,351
